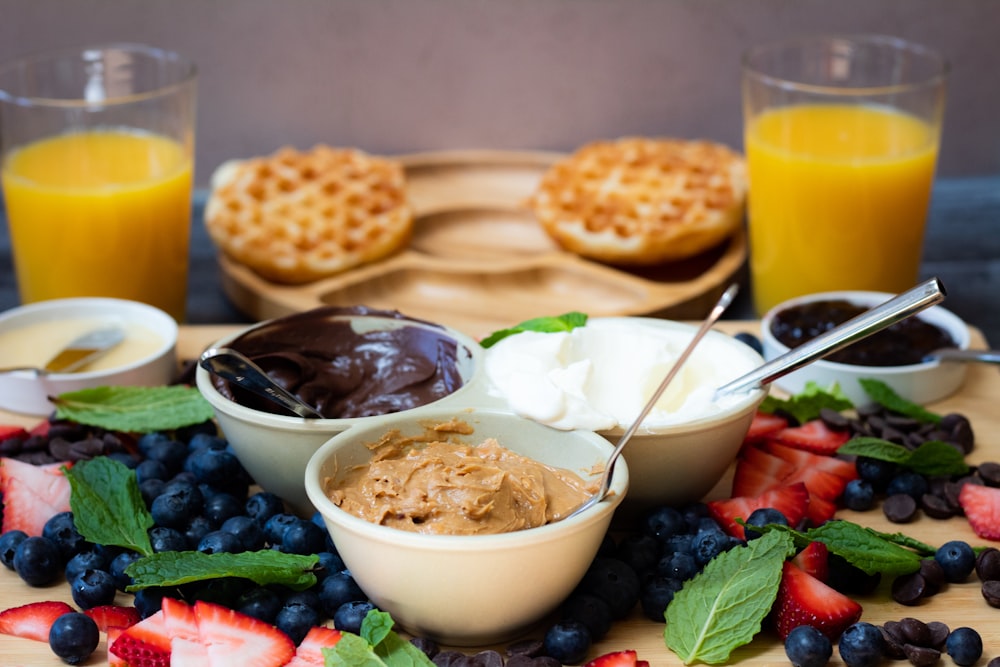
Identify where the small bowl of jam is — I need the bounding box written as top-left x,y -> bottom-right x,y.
760,290 -> 971,405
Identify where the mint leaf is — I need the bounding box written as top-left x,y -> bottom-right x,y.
53,385 -> 215,433
837,437 -> 914,463
324,633 -> 388,666
361,610 -> 395,649
66,457 -> 153,556
665,530 -> 794,664
479,312 -> 587,348
858,378 -> 941,423
806,521 -> 922,576
325,610 -> 434,666
126,550 -> 318,591
759,381 -> 853,423
838,438 -> 969,477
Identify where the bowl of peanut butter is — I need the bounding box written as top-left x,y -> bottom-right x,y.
304,406 -> 628,646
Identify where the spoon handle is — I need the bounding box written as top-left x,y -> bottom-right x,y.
199,347 -> 324,419
716,277 -> 947,397
928,348 -> 1000,365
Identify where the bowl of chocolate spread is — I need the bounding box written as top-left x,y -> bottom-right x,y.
760,290 -> 971,405
196,306 -> 493,514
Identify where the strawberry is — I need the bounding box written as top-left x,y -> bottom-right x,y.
958,483 -> 1000,540
162,597 -> 209,665
83,604 -> 141,632
791,541 -> 829,582
28,421 -> 51,438
193,599 -> 296,667
0,600 -> 74,642
743,411 -> 789,445
772,561 -> 862,641
707,483 -> 810,540
770,419 -> 850,455
585,649 -> 650,667
286,625 -> 343,666
803,494 -> 838,527
732,446 -> 795,497
761,441 -> 858,481
107,625 -> 128,667
0,457 -> 73,536
109,608 -> 171,667
0,424 -> 30,443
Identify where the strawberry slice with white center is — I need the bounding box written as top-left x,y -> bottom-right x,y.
0,457 -> 73,536
742,411 -> 789,445
585,649 -> 650,666
83,604 -> 141,633
707,483 -> 810,540
162,597 -> 209,665
0,600 -> 74,642
285,625 -> 343,666
770,419 -> 850,455
791,541 -> 829,582
193,600 -> 295,667
109,608 -> 171,667
772,561 -> 862,641
959,483 -> 1000,540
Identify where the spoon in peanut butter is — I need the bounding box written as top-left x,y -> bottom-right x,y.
559,282 -> 741,522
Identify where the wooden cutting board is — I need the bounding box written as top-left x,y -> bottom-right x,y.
217,150 -> 748,339
1,323 -> 998,665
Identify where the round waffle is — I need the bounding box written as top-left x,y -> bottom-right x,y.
529,137 -> 747,265
204,145 -> 413,284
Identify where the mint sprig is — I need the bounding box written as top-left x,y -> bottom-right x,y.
759,381 -> 853,424
53,385 -> 215,433
838,437 -> 969,477
859,378 -> 941,423
664,530 -> 794,664
65,457 -> 154,556
324,609 -> 434,666
125,550 -> 319,592
479,312 -> 587,348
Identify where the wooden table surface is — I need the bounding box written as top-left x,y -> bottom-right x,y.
1,322 -> 998,666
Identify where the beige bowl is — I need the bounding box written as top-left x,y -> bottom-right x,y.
304,406 -> 628,646
195,308 -> 486,515
0,298 -> 177,416
760,290 -> 971,405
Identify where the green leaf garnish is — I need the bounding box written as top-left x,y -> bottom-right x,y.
66,457 -> 154,556
53,385 -> 215,433
664,530 -> 794,664
479,312 -> 588,348
324,609 -> 434,666
859,378 -> 941,423
838,437 -> 969,477
126,550 -> 319,592
759,381 -> 853,424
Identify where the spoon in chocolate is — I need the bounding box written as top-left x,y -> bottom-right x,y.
199,347 -> 324,419
559,282 -> 741,522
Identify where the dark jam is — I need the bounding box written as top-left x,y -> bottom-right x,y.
770,299 -> 956,367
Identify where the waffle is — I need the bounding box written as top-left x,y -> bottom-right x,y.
529,137 -> 747,265
204,145 -> 413,284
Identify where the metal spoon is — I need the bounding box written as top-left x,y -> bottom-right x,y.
199,347 -> 324,419
924,348 -> 1000,365
558,283 -> 741,522
0,326 -> 126,375
716,277 -> 947,397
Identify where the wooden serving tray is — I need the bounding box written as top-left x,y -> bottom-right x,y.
218,150 -> 748,338
1,323 -> 998,665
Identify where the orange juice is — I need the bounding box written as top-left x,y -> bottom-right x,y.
745,104 -> 938,315
1,129 -> 192,321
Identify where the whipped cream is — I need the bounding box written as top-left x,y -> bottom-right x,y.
483,318 -> 759,431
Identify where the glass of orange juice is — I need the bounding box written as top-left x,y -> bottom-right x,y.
742,35 -> 948,316
0,44 -> 196,321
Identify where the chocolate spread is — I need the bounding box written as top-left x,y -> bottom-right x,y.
328,422 -> 595,535
212,306 -> 467,418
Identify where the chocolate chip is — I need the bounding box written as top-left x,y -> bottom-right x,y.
919,493 -> 955,520
411,637 -> 439,658
903,643 -> 940,667
892,572 -> 927,605
506,640 -> 544,658
880,624 -> 906,659
898,617 -> 930,645
819,407 -> 850,430
470,650 -> 504,667
926,621 -> 949,649
533,659 -> 563,667
981,580 -> 1000,608
505,657 -> 539,667
433,651 -> 467,666
977,461 -> 1000,487
883,493 -> 918,523
918,559 -> 946,596
976,548 -> 1000,581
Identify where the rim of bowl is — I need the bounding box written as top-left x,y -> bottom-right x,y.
196,312 -> 486,427
760,290 -> 971,373
0,297 -> 177,377
304,408 -> 628,549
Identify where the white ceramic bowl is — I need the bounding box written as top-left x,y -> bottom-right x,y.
304,406 -> 628,646
0,298 -> 178,416
196,308 -> 487,515
760,290 -> 971,405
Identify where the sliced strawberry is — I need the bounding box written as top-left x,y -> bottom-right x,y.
109,608 -> 171,667
772,561 -> 862,641
193,600 -> 295,667
585,649 -> 649,666
761,441 -> 858,481
0,457 -> 73,536
286,625 -> 343,666
732,445 -> 796,497
743,411 -> 789,445
707,483 -> 810,540
959,483 -> 1000,540
0,600 -> 74,642
770,419 -> 850,455
28,421 -> 51,438
803,494 -> 838,527
0,425 -> 29,443
162,597 -> 209,665
83,604 -> 141,633
791,541 -> 829,582
107,625 -> 129,667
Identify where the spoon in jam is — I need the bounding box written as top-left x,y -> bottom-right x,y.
559,282 -> 741,522
199,347 -> 324,419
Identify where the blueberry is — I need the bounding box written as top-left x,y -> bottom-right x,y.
145,437 -> 189,474
783,624 -> 832,667
641,506 -> 686,542
663,533 -> 694,556
221,515 -> 266,551
48,612 -> 99,664
692,529 -> 737,565
283,589 -> 323,613
109,551 -> 141,591
42,511 -> 88,561
236,586 -> 283,623
934,540 -> 976,583
149,526 -> 189,553
855,457 -> 897,491
264,513 -> 300,546
204,493 -> 244,526
333,600 -> 376,635
577,557 -> 640,619
13,535 -> 61,586
318,571 -> 367,616
615,534 -> 659,576
0,530 -> 28,570
561,594 -> 612,640
134,459 -> 170,484
842,479 -> 875,511
139,479 -> 168,507
197,530 -> 244,554
314,551 -> 346,582
150,485 -> 204,529
133,587 -> 167,618
838,621 -> 884,667
680,503 -> 712,531
543,620 -> 591,665
246,492 -> 286,527
885,471 -> 928,499
105,451 -> 140,469
65,550 -> 110,585
275,601 -> 319,644
138,432 -> 173,457
945,626 -> 983,666
187,432 -> 228,452
185,447 -> 246,494
280,519 -> 327,555
639,576 -> 683,621
743,507 -> 789,540
70,569 -> 118,609
657,552 -> 698,581
184,515 -> 216,548
733,331 -> 764,355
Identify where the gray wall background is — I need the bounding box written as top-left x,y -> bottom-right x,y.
2,0 -> 998,186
